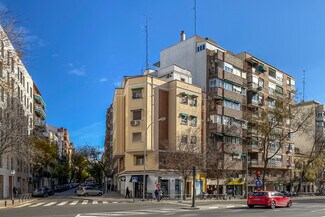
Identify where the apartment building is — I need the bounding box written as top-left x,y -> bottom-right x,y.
236,52 -> 296,191
157,32 -> 296,194
33,83 -> 46,126
0,25 -> 34,198
293,100 -> 325,192
112,66 -> 203,198
103,105 -> 114,188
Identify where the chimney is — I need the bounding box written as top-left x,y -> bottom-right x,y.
180,30 -> 186,41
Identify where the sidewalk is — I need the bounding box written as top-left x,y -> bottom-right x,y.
0,198 -> 37,209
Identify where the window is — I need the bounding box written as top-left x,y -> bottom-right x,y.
224,136 -> 240,144
190,136 -> 197,145
30,102 -> 32,113
224,62 -> 233,73
1,87 -> 3,102
233,67 -> 241,77
181,78 -> 185,82
210,114 -> 222,124
181,135 -> 188,144
197,44 -> 205,52
209,78 -> 223,88
180,114 -> 188,125
190,97 -> 197,106
224,100 -> 241,110
132,132 -> 141,142
317,112 -> 324,117
30,87 -> 32,98
132,110 -> 142,120
132,89 -> 142,99
223,116 -> 231,125
241,88 -> 246,96
180,94 -> 188,104
224,82 -> 233,91
316,121 -> 324,127
268,99 -> 275,108
269,68 -> 276,78
134,155 -> 144,165
189,116 -> 197,126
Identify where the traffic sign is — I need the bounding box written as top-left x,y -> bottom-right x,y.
131,176 -> 138,183
255,180 -> 263,187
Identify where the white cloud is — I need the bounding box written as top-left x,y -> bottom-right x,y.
67,63 -> 86,76
114,81 -> 121,87
100,78 -> 108,82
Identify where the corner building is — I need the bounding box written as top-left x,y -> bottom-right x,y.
112,70 -> 203,198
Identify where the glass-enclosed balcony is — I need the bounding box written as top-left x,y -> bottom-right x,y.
34,94 -> 47,109
35,105 -> 46,120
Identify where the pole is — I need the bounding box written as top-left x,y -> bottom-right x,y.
245,154 -> 248,198
191,166 -> 196,207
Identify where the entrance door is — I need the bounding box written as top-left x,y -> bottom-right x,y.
9,176 -> 13,199
175,179 -> 181,199
161,180 -> 169,198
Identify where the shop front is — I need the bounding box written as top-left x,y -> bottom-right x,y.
227,178 -> 244,197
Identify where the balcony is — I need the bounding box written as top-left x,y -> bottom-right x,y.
35,105 -> 46,120
248,144 -> 260,152
34,94 -> 46,109
258,65 -> 267,72
249,159 -> 263,167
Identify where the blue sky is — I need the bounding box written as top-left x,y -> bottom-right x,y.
1,0 -> 325,147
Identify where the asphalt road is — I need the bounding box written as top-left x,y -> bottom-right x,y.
0,189 -> 324,217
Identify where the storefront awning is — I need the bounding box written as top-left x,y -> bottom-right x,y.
228,179 -> 245,185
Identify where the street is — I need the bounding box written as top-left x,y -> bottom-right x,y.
1,189 -> 324,217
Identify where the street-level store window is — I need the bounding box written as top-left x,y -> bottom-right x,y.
134,155 -> 144,165
132,88 -> 143,99
180,113 -> 188,125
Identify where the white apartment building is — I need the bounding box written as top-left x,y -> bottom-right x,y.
0,25 -> 34,198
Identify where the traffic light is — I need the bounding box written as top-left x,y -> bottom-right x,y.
256,171 -> 261,180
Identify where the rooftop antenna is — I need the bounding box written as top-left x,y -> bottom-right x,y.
302,70 -> 306,102
145,15 -> 149,70
194,0 -> 197,35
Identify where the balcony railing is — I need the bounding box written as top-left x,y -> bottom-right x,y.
35,105 -> 46,120
34,94 -> 47,109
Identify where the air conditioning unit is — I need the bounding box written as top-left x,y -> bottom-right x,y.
130,120 -> 140,126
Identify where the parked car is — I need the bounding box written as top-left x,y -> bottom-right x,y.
75,186 -> 103,196
32,187 -> 52,197
247,191 -> 292,209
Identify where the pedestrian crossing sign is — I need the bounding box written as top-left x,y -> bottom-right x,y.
131,177 -> 138,183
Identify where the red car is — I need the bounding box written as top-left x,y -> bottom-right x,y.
247,191 -> 292,209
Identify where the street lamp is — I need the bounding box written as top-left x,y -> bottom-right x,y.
11,170 -> 16,202
143,117 -> 166,201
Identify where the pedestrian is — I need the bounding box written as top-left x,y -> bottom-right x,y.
13,187 -> 17,198
125,187 -> 130,199
154,188 -> 159,201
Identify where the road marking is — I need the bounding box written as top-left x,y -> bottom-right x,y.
103,201 -> 108,204
226,205 -> 235,208
58,201 -> 68,206
92,201 -> 98,204
311,208 -> 325,213
70,200 -> 78,205
112,201 -> 118,203
81,200 -> 88,205
209,206 -> 219,209
44,202 -> 57,207
29,202 -> 45,207
16,203 -> 32,208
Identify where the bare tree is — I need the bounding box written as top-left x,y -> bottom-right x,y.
160,128 -> 203,200
250,94 -> 315,189
206,125 -> 243,195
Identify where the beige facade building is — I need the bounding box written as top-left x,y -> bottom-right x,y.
293,100 -> 325,192
112,70 -> 203,198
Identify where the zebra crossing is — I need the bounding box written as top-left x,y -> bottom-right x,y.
15,200 -> 123,208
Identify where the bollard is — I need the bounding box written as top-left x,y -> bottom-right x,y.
4,200 -> 7,207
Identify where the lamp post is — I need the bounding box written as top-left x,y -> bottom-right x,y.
143,117 -> 166,201
11,170 -> 16,202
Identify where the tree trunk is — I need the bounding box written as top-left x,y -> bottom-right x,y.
183,177 -> 187,200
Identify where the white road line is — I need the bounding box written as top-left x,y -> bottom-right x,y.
70,200 -> 78,205
209,206 -> 219,209
16,203 -> 32,208
57,201 -> 68,206
29,202 -> 45,207
226,205 -> 235,208
92,201 -> 98,204
81,200 -> 88,205
112,201 -> 118,204
311,208 -> 325,213
102,201 -> 108,204
44,202 -> 57,207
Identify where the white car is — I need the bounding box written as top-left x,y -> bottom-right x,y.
76,186 -> 103,196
